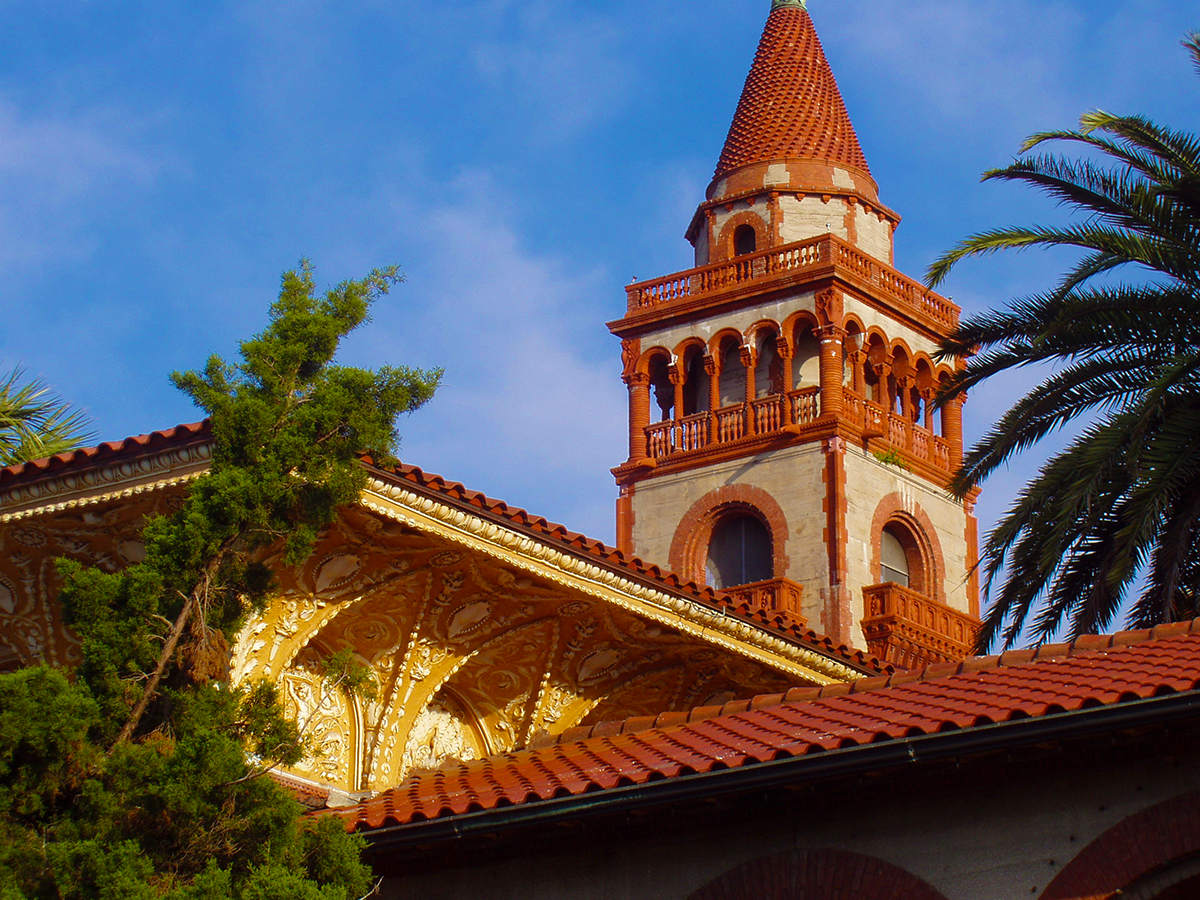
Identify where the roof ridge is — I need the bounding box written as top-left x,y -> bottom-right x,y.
535,620 -> 1200,748
0,419 -> 212,485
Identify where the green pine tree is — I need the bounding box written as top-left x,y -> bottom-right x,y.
0,262 -> 441,898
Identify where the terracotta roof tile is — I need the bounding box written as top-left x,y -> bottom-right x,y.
716,7 -> 869,178
333,626 -> 1200,832
0,420 -> 212,485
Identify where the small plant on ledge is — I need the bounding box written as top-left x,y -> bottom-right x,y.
873,447 -> 910,470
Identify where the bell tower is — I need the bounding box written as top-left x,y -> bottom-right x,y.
609,0 -> 981,666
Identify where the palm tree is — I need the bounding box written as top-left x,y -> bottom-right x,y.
0,368 -> 94,466
928,33 -> 1200,651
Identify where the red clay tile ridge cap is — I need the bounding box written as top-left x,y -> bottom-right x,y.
0,420 -> 212,486
713,3 -> 875,194
365,459 -> 887,677
535,619 -> 1200,749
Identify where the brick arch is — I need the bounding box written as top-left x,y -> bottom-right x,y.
715,210 -> 768,261
635,345 -> 672,375
870,493 -> 947,603
669,485 -> 790,587
1040,790 -> 1200,900
688,848 -> 949,900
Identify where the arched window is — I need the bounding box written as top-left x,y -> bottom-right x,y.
733,224 -> 757,256
718,341 -> 746,407
881,526 -> 911,587
682,349 -> 710,416
647,354 -> 674,422
707,515 -> 772,589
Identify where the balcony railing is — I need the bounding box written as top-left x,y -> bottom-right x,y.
720,577 -> 805,623
843,393 -> 952,472
860,582 -> 979,669
623,234 -> 958,331
644,387 -> 822,463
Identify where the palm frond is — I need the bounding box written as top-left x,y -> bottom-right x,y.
0,368 -> 95,466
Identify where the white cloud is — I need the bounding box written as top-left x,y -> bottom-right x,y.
364,169 -> 627,540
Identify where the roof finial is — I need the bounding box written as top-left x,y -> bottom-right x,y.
772,0 -> 807,10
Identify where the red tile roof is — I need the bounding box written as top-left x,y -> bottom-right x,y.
0,420 -> 212,486
336,621 -> 1200,832
716,6 -> 870,179
0,420 -> 884,675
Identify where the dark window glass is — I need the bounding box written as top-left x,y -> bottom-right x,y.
881,527 -> 910,587
707,516 -> 772,589
734,225 -> 757,256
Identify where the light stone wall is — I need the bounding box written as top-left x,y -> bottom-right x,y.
778,195 -> 847,245
841,446 -> 972,619
630,444 -> 830,627
710,198 -> 771,253
379,744 -> 1200,900
852,204 -> 894,263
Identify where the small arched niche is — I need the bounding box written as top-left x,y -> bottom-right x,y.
733,224 -> 757,257
706,514 -> 773,589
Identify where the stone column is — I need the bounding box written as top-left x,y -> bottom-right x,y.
705,354 -> 721,442
818,325 -> 846,419
669,361 -> 685,422
776,336 -> 794,424
624,372 -> 651,463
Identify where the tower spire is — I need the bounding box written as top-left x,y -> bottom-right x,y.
713,1 -> 875,200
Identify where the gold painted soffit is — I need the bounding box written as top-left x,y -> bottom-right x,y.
361,477 -> 858,685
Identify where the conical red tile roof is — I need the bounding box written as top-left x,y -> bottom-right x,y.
716,6 -> 870,179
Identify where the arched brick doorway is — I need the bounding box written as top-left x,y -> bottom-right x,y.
688,848 -> 949,900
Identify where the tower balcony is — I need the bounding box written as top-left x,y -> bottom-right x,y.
860,582 -> 979,669
639,389 -> 955,484
614,234 -> 958,335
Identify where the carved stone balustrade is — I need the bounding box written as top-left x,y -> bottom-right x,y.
860,583 -> 979,669
720,577 -> 806,624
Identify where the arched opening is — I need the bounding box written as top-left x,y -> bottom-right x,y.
878,519 -> 929,595
754,329 -> 783,399
717,339 -> 746,408
647,353 -> 674,422
791,325 -> 821,388
733,224 -> 757,257
682,348 -> 710,416
865,335 -> 888,405
881,526 -> 911,587
843,325 -> 863,389
707,515 -> 773,589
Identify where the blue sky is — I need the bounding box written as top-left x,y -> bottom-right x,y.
1,0 -> 1196,559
